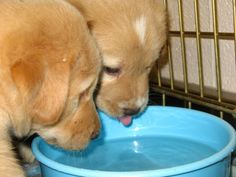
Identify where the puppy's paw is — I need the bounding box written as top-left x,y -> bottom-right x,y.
0,142 -> 27,177
18,143 -> 35,163
0,169 -> 25,177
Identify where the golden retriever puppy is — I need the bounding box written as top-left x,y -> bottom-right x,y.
0,0 -> 101,176
67,0 -> 167,125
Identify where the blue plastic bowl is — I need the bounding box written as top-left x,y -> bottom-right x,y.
32,106 -> 236,177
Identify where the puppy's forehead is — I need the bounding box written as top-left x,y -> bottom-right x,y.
95,9 -> 166,68
133,15 -> 147,46
103,55 -> 121,67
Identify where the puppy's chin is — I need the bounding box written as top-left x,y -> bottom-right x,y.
39,133 -> 90,150
37,122 -> 99,150
35,100 -> 101,150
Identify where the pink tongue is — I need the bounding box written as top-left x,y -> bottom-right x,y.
118,116 -> 132,126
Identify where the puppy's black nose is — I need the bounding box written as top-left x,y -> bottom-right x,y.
123,107 -> 140,116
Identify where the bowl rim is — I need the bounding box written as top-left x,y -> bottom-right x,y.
32,106 -> 236,177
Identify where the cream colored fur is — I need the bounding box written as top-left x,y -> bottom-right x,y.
67,0 -> 167,119
0,0 -> 101,176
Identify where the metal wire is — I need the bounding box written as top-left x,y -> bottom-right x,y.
151,0 -> 236,118
212,0 -> 222,102
177,0 -> 189,95
194,0 -> 204,98
152,85 -> 236,115
212,0 -> 223,118
177,0 -> 192,108
169,31 -> 235,40
164,0 -> 175,91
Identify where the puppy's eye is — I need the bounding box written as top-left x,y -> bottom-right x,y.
103,66 -> 121,76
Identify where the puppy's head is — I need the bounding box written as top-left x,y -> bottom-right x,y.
68,0 -> 167,125
10,0 -> 101,149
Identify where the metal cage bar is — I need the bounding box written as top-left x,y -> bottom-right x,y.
212,0 -> 223,118
152,86 -> 236,115
169,31 -> 235,40
212,0 -> 222,102
151,0 -> 236,118
177,0 -> 188,94
156,62 -> 166,106
177,0 -> 192,108
194,0 -> 205,98
164,0 -> 175,91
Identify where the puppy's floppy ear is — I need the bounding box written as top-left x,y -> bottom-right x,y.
30,62 -> 70,125
11,61 -> 70,126
66,0 -> 95,30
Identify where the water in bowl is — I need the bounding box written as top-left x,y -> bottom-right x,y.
55,136 -> 217,171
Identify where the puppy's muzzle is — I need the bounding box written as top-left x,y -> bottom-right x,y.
123,107 -> 141,116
